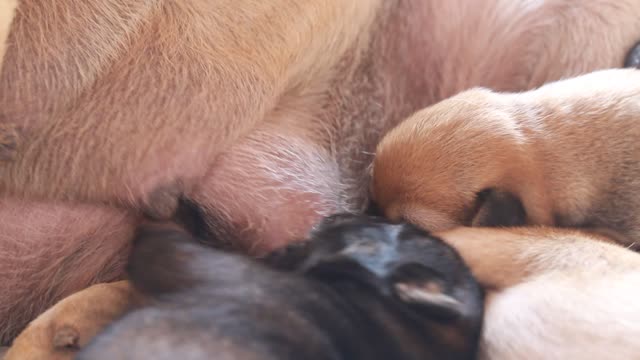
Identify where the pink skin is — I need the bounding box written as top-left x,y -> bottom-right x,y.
0,199 -> 137,343
1,0 -> 638,344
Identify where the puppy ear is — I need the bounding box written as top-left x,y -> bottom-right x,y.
127,224 -> 208,296
471,189 -> 526,227
389,264 -> 464,320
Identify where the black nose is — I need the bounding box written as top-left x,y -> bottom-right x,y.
365,200 -> 384,216
624,40 -> 640,68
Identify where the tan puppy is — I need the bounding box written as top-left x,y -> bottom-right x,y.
437,227 -> 640,359
372,68 -> 640,246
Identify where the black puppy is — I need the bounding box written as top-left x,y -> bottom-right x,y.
77,214 -> 484,360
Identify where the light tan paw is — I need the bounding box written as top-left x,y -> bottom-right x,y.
5,281 -> 138,360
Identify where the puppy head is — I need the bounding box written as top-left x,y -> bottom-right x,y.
124,223 -> 279,305
371,88 -> 534,231
297,213 -> 483,322
125,223 -> 204,297
81,226 -> 326,360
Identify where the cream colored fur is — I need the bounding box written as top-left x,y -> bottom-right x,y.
438,227 -> 640,360
0,0 -> 15,73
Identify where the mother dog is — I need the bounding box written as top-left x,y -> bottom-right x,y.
1,0 -> 640,344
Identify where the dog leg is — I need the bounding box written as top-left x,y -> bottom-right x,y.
5,281 -> 140,360
437,227 -> 640,289
438,227 -> 640,359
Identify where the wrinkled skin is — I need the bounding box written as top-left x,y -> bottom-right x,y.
1,0 -> 640,343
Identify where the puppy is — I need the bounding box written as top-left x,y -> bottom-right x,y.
11,218 -> 640,360
372,68 -> 640,246
435,226 -> 640,359
67,215 -> 482,360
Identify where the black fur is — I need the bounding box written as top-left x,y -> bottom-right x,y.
77,214 -> 484,360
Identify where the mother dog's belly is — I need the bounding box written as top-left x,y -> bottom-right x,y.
0,199 -> 136,344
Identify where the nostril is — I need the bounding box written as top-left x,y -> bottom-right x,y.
365,200 -> 384,216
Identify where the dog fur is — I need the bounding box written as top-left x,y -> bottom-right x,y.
0,0 -> 382,214
436,226 -> 640,359
11,221 -> 640,360
3,0 -> 640,346
9,216 -> 484,359
0,0 -> 15,72
4,281 -> 141,360
372,68 -> 640,247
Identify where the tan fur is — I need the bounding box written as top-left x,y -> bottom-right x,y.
1,0 -> 639,218
5,281 -> 139,360
373,68 -> 640,246
0,0 -> 15,74
0,0 -> 381,215
0,199 -> 136,345
437,227 -> 640,359
3,0 -> 640,349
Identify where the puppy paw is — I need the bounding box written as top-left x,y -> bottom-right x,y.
4,281 -> 139,360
